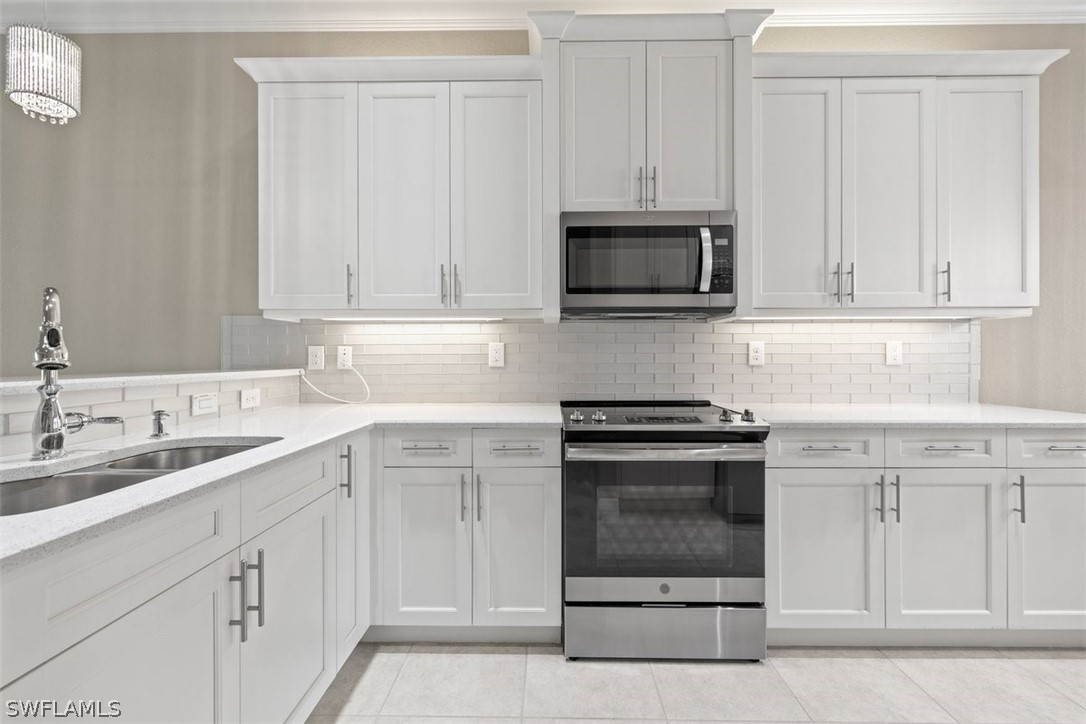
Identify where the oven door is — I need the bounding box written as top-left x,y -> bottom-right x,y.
563,442 -> 765,604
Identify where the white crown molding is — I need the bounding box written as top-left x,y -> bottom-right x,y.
0,1 -> 1083,35
236,55 -> 542,83
754,48 -> 1071,77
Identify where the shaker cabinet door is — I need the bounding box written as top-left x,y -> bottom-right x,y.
335,433 -> 371,667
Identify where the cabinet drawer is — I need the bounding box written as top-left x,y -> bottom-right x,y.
473,429 -> 561,468
1008,429 -> 1086,468
885,429 -> 1006,468
241,446 -> 336,542
766,429 -> 884,468
1,485 -> 241,688
384,429 -> 472,467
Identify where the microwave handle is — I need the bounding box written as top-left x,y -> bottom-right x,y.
698,227 -> 713,293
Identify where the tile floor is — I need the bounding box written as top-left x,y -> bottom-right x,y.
307,645 -> 1086,724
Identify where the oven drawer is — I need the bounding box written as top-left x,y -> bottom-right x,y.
767,429 -> 884,468
384,429 -> 472,467
1007,429 -> 1086,468
886,428 -> 1006,467
564,604 -> 766,660
473,429 -> 560,467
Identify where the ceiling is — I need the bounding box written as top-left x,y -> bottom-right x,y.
0,0 -> 1082,33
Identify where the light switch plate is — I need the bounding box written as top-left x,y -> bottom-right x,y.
240,388 -> 261,409
337,345 -> 353,370
488,342 -> 505,368
886,340 -> 904,366
307,346 -> 325,370
748,341 -> 765,367
191,392 -> 219,417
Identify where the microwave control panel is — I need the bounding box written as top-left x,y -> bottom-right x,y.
708,225 -> 734,294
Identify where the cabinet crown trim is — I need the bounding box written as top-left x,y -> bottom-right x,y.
236,55 -> 542,83
754,49 -> 1069,78
530,10 -> 773,41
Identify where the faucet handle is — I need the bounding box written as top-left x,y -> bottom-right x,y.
153,410 -> 170,420
64,412 -> 124,433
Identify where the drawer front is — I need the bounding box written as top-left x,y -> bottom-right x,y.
1,485 -> 241,688
767,429 -> 884,468
241,446 -> 336,541
384,429 -> 472,467
473,429 -> 561,468
1008,429 -> 1086,468
886,429 -> 1006,468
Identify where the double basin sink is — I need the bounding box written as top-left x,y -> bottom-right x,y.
0,439 -> 282,517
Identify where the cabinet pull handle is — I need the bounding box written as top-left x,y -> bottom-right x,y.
877,474 -> 886,524
440,264 -> 448,306
247,549 -> 265,628
460,473 -> 466,522
1048,445 -> 1086,452
476,473 -> 483,523
1013,475 -> 1026,524
637,166 -> 644,209
890,474 -> 901,523
229,559 -> 249,643
940,261 -> 952,302
650,166 -> 658,208
453,264 -> 462,306
847,262 -> 855,303
340,444 -> 353,498
492,445 -> 541,453
833,262 -> 842,302
924,444 -> 976,452
346,264 -> 353,305
801,445 -> 850,452
403,443 -> 451,452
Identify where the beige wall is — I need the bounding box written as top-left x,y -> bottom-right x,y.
0,30 -> 526,377
755,24 -> 1086,411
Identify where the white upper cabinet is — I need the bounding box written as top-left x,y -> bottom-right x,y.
647,41 -> 731,211
358,83 -> 450,310
842,78 -> 937,308
753,78 -> 841,309
937,77 -> 1039,307
562,40 -> 731,212
561,42 -> 647,211
451,81 -> 543,310
259,83 -> 358,310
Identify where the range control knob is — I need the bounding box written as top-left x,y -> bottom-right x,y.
569,409 -> 584,423
719,409 -> 734,423
741,409 -> 756,423
592,409 -> 607,422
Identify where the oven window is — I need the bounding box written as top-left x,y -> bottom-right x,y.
565,226 -> 701,294
564,460 -> 764,578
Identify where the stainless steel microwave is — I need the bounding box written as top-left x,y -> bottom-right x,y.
560,211 -> 737,320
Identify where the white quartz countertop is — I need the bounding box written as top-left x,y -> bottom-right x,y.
0,403 -> 561,569
745,403 -> 1086,429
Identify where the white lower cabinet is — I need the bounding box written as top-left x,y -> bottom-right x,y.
767,468 -> 885,629
382,467 -> 474,625
1008,468 -> 1086,629
240,492 -> 337,724
473,467 -> 562,626
335,433 -> 371,667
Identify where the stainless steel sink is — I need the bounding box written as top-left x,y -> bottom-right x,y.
0,438 -> 281,516
107,445 -> 261,471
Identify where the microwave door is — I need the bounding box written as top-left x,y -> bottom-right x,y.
698,227 -> 712,293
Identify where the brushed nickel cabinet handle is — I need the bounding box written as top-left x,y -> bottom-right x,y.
650,166 -> 658,208
940,261 -> 952,302
847,262 -> 855,303
229,558 -> 249,643
1013,475 -> 1026,524
801,445 -> 850,452
476,474 -> 483,523
403,443 -> 451,452
637,166 -> 644,209
340,444 -> 353,499
833,262 -> 842,302
440,264 -> 448,306
454,264 -> 462,306
890,474 -> 902,523
924,444 -> 977,452
346,264 -> 353,305
878,474 -> 886,524
247,549 -> 265,628
1048,445 -> 1086,452
460,473 -> 466,522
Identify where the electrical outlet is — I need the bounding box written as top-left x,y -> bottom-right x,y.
748,341 -> 765,367
488,342 -> 505,368
307,346 -> 325,370
886,340 -> 904,366
240,388 -> 261,409
191,392 -> 218,417
337,345 -> 353,370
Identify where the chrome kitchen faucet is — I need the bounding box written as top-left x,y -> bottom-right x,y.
31,287 -> 124,460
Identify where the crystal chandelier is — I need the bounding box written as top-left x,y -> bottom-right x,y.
4,24 -> 81,125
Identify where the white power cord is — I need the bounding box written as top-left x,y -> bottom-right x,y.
299,364 -> 372,404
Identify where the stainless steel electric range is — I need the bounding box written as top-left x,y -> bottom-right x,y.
561,400 -> 769,661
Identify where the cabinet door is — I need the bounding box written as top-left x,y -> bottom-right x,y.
358,82 -> 450,309
336,433 -> 371,667
259,83 -> 358,310
767,469 -> 885,628
473,467 -> 561,626
1,554 -> 240,723
1008,468 -> 1086,629
842,78 -> 937,308
937,77 -> 1039,307
885,468 -> 1007,628
561,42 -> 647,211
647,41 -> 731,210
451,81 -> 542,310
240,493 -> 336,724
383,467 -> 472,625
753,79 -> 842,309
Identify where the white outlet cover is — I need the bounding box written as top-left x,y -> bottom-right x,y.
337,345 -> 353,370
886,340 -> 904,366
191,392 -> 219,416
307,345 -> 325,370
488,342 -> 505,368
240,388 -> 261,409
748,341 -> 765,367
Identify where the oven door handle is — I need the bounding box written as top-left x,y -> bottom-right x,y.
565,443 -> 766,462
698,227 -> 713,293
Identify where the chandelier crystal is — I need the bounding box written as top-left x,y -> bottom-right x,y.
4,24 -> 81,125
